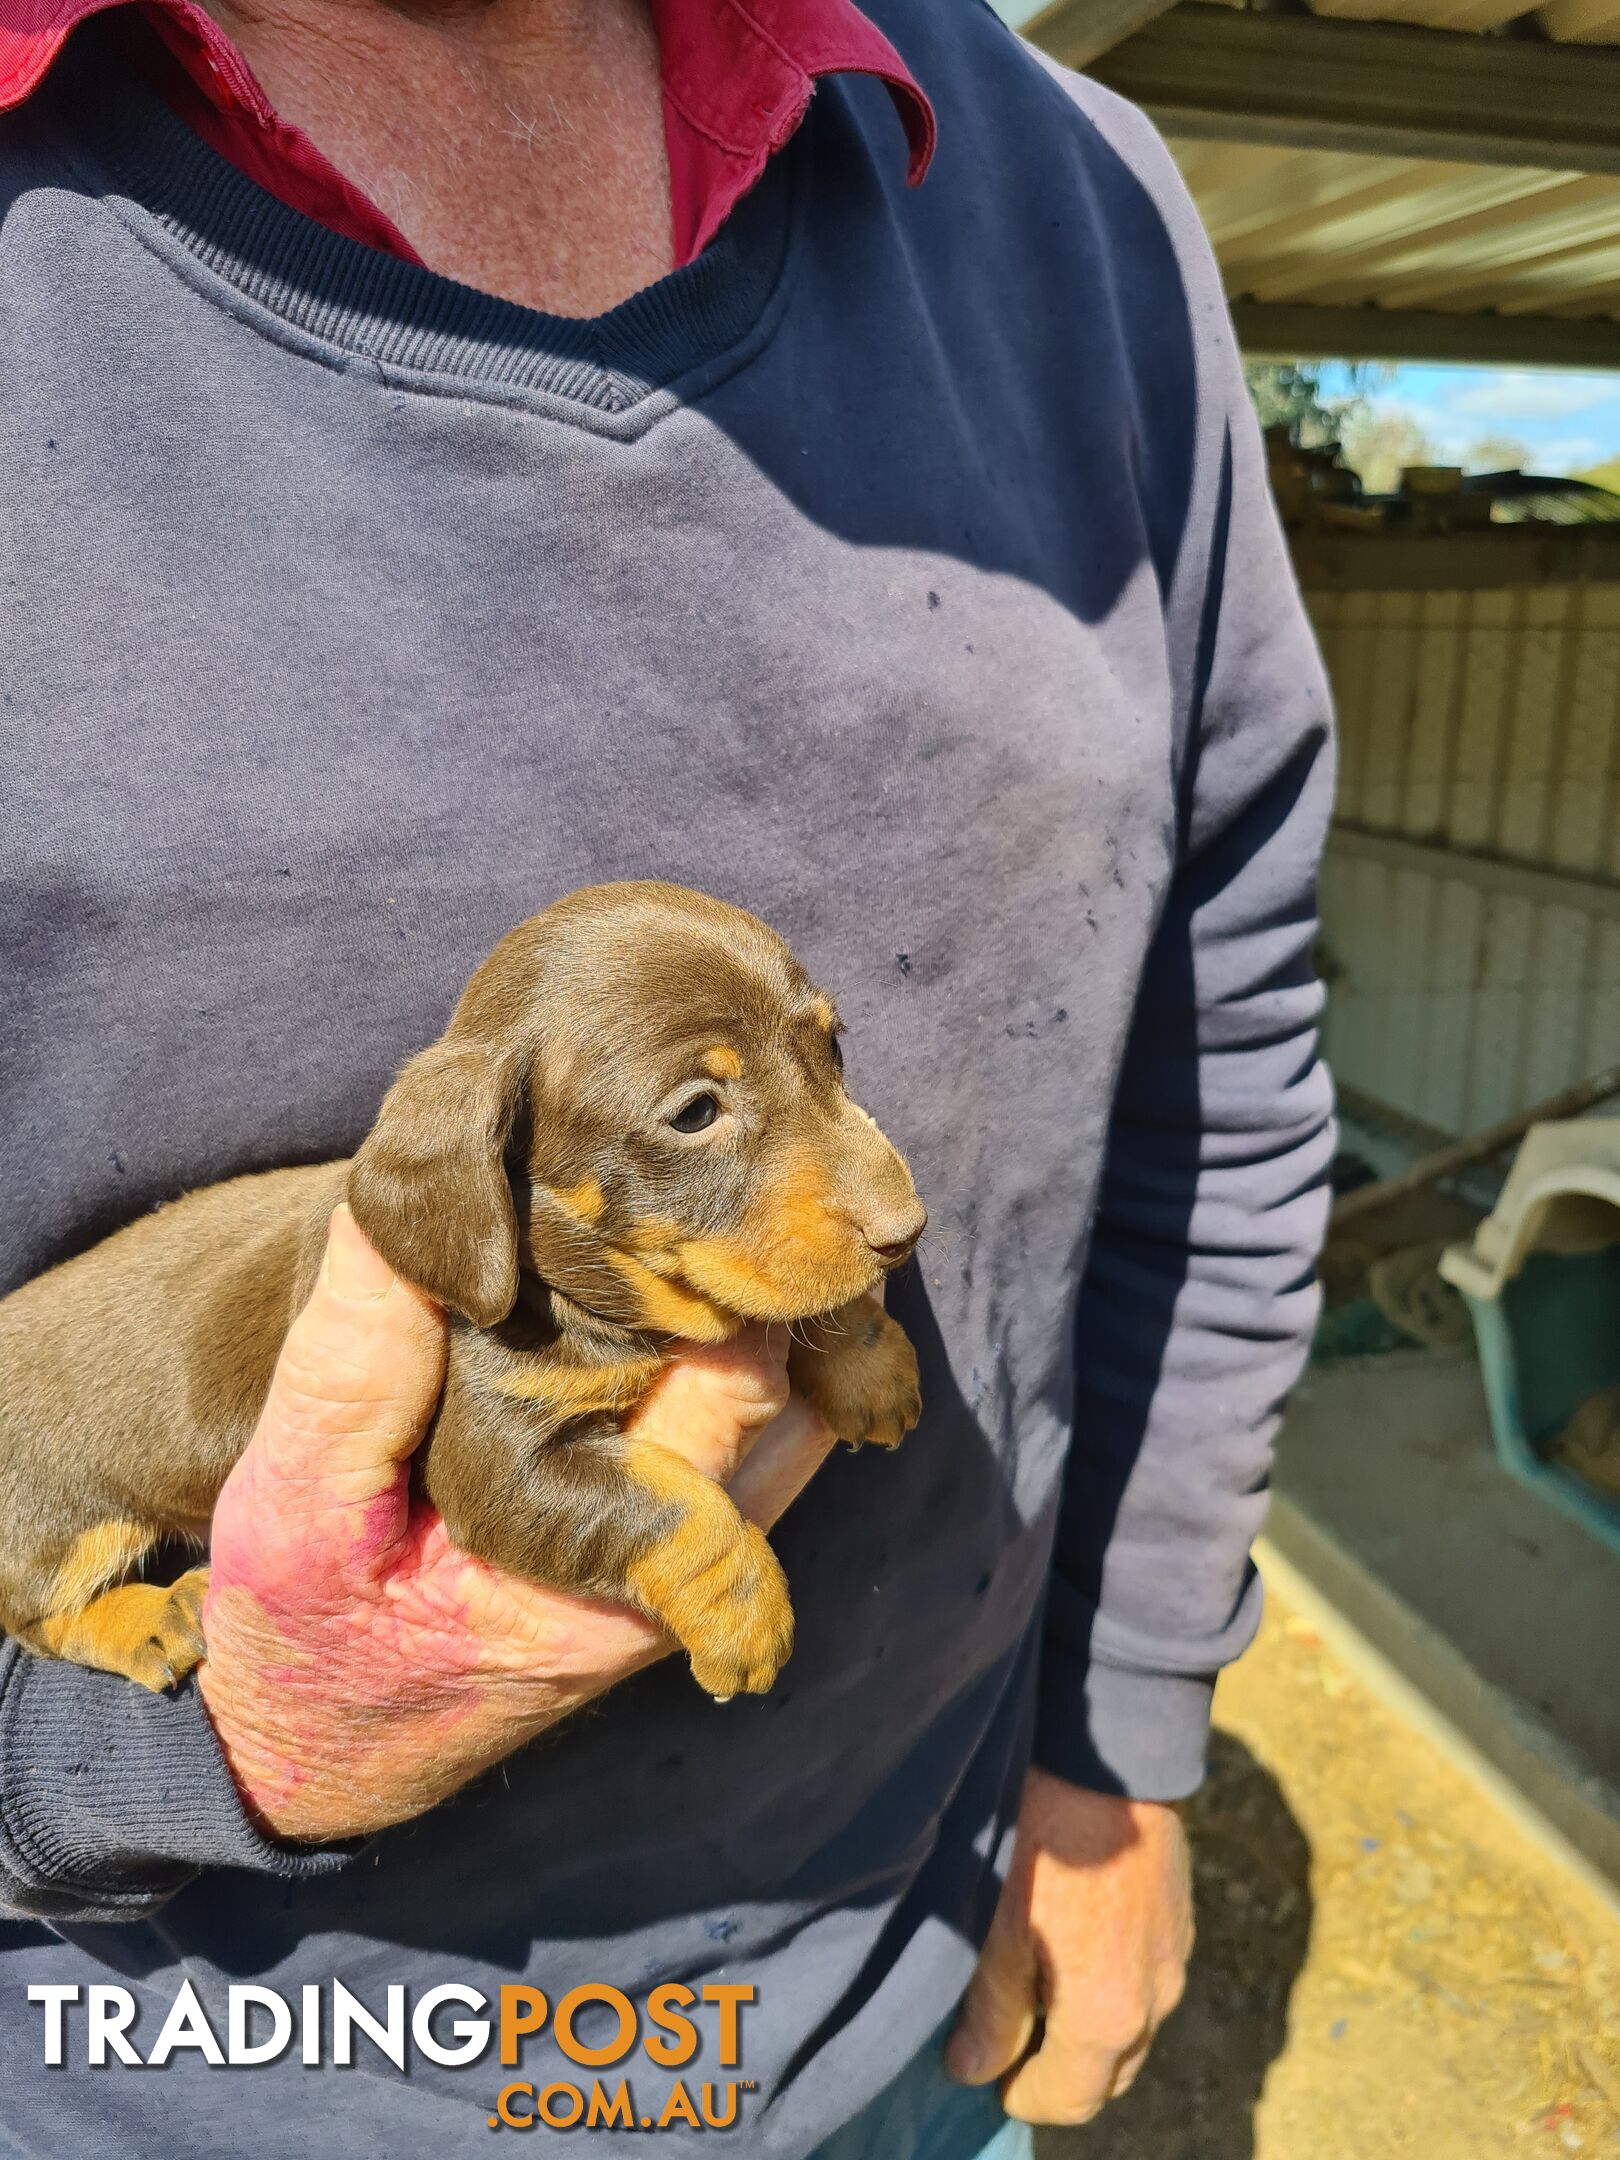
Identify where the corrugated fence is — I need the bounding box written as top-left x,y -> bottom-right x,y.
1307,577 -> 1620,1137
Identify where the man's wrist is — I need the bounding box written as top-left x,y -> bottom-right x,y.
198,1657 -> 580,1844
1033,1651 -> 1215,1803
1018,1766 -> 1167,1854
1027,1768 -> 1176,1816
198,1663 -> 361,1843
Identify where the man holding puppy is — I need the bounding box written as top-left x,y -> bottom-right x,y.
0,0 -> 1334,2151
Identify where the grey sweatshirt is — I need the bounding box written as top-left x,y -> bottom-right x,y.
0,5 -> 1334,2152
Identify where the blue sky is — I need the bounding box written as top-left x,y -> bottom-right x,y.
1313,364 -> 1620,476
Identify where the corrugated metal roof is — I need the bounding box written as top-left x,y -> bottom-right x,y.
1195,0 -> 1620,42
1173,138 -> 1620,320
1016,0 -> 1620,346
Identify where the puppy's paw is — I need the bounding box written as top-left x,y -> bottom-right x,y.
130,1567 -> 211,1693
37,1566 -> 213,1693
678,1523 -> 796,1701
790,1298 -> 922,1452
626,1492 -> 795,1701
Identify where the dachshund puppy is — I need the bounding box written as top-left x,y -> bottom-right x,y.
0,884 -> 925,1702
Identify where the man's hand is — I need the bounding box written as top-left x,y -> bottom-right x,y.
198,1205 -> 834,1844
946,1769 -> 1193,2125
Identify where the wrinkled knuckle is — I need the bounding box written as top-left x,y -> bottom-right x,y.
1055,2098 -> 1105,2128
275,1325 -> 381,1412
268,1374 -> 379,1453
1009,2087 -> 1100,2129
1089,2006 -> 1151,2056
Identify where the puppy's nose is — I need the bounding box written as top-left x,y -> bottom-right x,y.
863,1200 -> 927,1267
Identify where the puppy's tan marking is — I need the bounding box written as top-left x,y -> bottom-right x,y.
30,1566 -> 209,1693
493,1353 -> 662,1419
670,1238 -> 783,1314
702,1046 -> 742,1080
46,1518 -> 156,1616
758,1158 -> 850,1257
617,1214 -> 682,1262
602,1245 -> 739,1341
675,1160 -> 868,1320
550,1176 -> 605,1223
812,995 -> 836,1033
620,1441 -> 793,1698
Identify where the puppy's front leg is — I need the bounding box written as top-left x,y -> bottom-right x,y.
614,1436 -> 795,1699
425,1355 -> 795,1700
787,1294 -> 922,1452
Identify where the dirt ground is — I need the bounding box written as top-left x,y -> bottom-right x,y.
1040,1580 -> 1620,2160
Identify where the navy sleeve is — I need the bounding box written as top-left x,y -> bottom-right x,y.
1035,178 -> 1337,1798
0,1640 -> 355,1924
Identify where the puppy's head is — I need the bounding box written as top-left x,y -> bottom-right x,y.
348,883 -> 925,1335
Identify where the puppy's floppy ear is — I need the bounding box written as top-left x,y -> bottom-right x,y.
347,1038 -> 524,1327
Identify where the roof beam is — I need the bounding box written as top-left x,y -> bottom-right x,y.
1232,298 -> 1620,367
1018,0 -> 1180,66
1073,4 -> 1620,175
1294,527 -> 1620,588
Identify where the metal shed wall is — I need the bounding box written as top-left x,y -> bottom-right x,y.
1309,580 -> 1620,1133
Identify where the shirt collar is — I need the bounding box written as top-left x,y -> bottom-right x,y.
652,0 -> 934,259
0,0 -> 935,271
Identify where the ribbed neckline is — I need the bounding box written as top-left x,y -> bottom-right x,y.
39,26 -> 801,417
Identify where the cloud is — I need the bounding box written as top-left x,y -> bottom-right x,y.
1446,372 -> 1618,419
1357,397 -> 1473,460
1527,436 -> 1606,474
1308,363 -> 1620,482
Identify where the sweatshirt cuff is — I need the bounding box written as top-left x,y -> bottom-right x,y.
0,1639 -> 356,1923
1031,1646 -> 1215,1802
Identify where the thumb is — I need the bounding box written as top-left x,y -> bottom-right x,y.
946,1902 -> 1040,2088
255,1205 -> 448,1497
623,1323 -> 790,1484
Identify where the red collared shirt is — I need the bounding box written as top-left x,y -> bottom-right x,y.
0,0 -> 934,269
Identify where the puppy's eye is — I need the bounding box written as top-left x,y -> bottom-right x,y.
830,1032 -> 845,1074
668,1092 -> 721,1135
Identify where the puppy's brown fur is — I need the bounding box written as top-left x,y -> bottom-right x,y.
0,885 -> 925,1701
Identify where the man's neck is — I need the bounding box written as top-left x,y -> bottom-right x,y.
205,0 -> 674,315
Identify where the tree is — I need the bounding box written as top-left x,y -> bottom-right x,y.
1243,361 -> 1358,449
1463,433 -> 1532,474
1337,407 -> 1439,495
